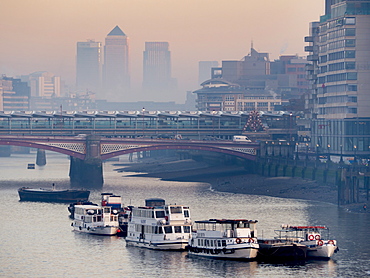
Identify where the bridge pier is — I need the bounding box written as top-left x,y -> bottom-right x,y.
69,135 -> 103,188
36,149 -> 46,166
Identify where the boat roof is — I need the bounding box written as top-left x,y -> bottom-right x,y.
281,225 -> 328,230
195,219 -> 258,224
74,204 -> 100,209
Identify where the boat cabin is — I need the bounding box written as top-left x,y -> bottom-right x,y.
193,219 -> 258,238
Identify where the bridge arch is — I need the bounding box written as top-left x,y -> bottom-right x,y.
101,144 -> 256,161
0,140 -> 85,159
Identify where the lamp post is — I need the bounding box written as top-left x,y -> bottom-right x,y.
305,143 -> 309,161
295,142 -> 299,161
327,144 -> 331,162
340,144 -> 344,164
354,145 -> 357,165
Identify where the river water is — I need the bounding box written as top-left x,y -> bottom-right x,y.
0,151 -> 369,277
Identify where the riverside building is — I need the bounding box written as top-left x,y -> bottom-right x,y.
305,0 -> 370,158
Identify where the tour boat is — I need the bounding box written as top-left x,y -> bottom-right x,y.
276,225 -> 339,259
71,194 -> 121,236
188,219 -> 259,260
125,198 -> 192,250
18,186 -> 90,203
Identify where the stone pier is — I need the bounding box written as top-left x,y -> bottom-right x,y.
69,135 -> 103,188
36,149 -> 46,166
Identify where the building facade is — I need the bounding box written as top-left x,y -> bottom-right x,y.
305,0 -> 370,157
22,71 -> 61,98
103,26 -> 130,100
0,76 -> 30,111
76,40 -> 102,94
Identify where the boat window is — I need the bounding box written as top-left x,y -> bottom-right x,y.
104,207 -> 110,213
174,226 -> 182,233
158,227 -> 163,234
170,206 -> 182,214
97,215 -> 102,222
183,226 -> 191,233
151,211 -> 154,218
205,240 -> 209,246
200,239 -> 203,246
217,240 -> 222,247
222,240 -> 226,247
164,226 -> 173,234
155,211 -> 165,218
184,210 -> 190,218
210,240 -> 214,247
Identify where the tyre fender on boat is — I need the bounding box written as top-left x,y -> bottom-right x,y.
318,240 -> 324,246
235,238 -> 242,244
248,238 -> 255,243
315,235 -> 321,240
328,240 -> 335,245
308,235 -> 315,241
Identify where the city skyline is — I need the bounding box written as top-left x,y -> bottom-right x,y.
0,0 -> 324,103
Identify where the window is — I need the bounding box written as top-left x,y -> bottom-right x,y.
345,17 -> 356,25
347,72 -> 357,80
155,211 -> 165,218
345,28 -> 356,36
345,50 -> 355,58
170,206 -> 182,214
345,39 -> 356,47
164,226 -> 173,234
184,210 -> 189,218
174,226 -> 182,233
183,226 -> 191,233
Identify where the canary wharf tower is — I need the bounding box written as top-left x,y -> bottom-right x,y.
103,26 -> 130,100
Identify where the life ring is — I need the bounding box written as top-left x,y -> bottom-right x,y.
318,240 -> 324,246
315,235 -> 321,240
235,238 -> 242,244
248,238 -> 255,243
328,240 -> 335,245
308,235 -> 315,241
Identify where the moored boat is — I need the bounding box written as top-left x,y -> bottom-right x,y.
71,203 -> 121,236
125,198 -> 192,250
18,186 -> 90,203
188,219 -> 259,260
257,239 -> 308,262
277,225 -> 339,259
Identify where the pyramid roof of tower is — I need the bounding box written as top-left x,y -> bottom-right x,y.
107,26 -> 126,36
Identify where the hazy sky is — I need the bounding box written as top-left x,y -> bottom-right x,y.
0,0 -> 324,102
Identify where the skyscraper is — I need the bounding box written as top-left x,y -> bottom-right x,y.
76,40 -> 101,94
143,42 -> 176,99
103,26 -> 130,100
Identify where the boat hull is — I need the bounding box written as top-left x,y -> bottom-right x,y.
125,239 -> 188,250
73,225 -> 119,236
307,245 -> 338,259
188,246 -> 258,260
257,242 -> 307,262
18,187 -> 90,203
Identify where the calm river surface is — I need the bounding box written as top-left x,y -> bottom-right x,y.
0,151 -> 369,277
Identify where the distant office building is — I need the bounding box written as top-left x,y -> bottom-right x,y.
0,75 -> 30,111
198,61 -> 219,85
76,40 -> 102,95
103,26 -> 130,101
21,71 -> 61,98
143,42 -> 176,98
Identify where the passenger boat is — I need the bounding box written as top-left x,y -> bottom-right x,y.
71,203 -> 121,236
277,225 -> 339,259
125,198 -> 192,250
257,239 -> 308,262
188,219 -> 259,260
18,186 -> 90,203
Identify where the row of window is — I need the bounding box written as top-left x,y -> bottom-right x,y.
320,28 -> 356,43
318,95 -> 357,104
320,17 -> 356,33
318,72 -> 357,84
133,224 -> 191,234
320,50 -> 356,63
196,239 -> 227,248
317,84 -> 357,94
320,62 -> 356,73
318,107 -> 357,115
320,39 -> 356,53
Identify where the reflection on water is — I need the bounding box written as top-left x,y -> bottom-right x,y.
0,152 -> 369,277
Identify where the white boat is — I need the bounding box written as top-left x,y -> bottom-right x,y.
276,225 -> 339,259
71,203 -> 120,236
188,219 -> 259,260
125,198 -> 192,250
